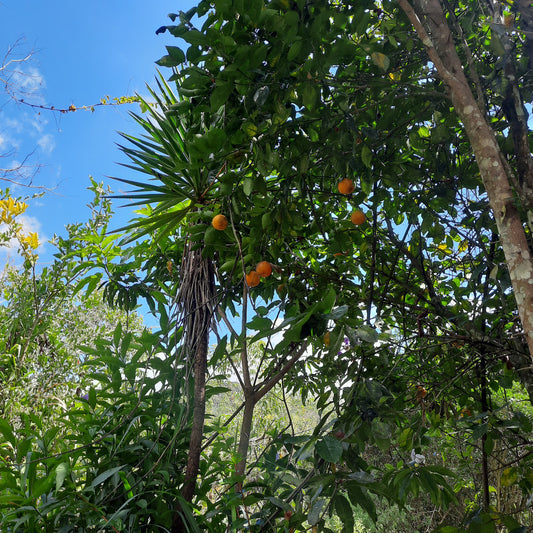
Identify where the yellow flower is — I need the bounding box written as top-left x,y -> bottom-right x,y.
0,197 -> 28,219
26,232 -> 39,249
15,201 -> 28,215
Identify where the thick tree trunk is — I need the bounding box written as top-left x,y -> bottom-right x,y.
399,0 -> 533,358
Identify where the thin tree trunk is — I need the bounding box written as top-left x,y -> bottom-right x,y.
235,392 -> 255,481
233,342 -> 308,481
480,374 -> 491,509
172,246 -> 214,533
399,0 -> 533,358
182,330 -> 209,502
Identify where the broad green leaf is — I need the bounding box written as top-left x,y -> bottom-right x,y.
210,81 -> 233,110
247,315 -> 272,331
471,422 -> 488,441
156,55 -> 181,68
0,418 -> 16,447
361,145 -> 372,168
316,287 -> 336,313
315,435 -> 343,463
325,305 -> 349,321
288,40 -> 302,61
308,498 -> 326,526
356,325 -> 378,344
55,462 -> 69,492
334,493 -> 354,532
302,83 -> 318,109
31,472 -> 56,499
243,176 -> 255,196
346,482 -> 377,523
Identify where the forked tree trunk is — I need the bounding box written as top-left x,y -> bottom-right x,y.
399,0 -> 533,358
233,342 -> 308,482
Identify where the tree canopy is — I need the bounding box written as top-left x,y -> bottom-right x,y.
2,0 -> 533,531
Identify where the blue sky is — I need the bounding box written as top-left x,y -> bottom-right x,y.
0,0 -> 196,265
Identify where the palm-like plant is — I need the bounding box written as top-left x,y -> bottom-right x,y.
115,75 -> 217,242
113,74 -> 225,531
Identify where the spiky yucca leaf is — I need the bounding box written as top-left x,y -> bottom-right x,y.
111,73 -> 219,242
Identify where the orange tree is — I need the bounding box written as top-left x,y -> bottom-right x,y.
98,1 -> 533,531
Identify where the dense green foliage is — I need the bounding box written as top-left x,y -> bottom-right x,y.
2,0 -> 533,532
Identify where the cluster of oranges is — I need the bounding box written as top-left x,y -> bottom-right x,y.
245,261 -> 272,287
337,178 -> 366,225
211,178 -> 366,287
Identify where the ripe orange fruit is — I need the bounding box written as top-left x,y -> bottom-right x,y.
337,178 -> 355,195
350,210 -> 366,225
416,385 -> 428,399
246,270 -> 260,287
212,214 -> 228,230
256,261 -> 272,277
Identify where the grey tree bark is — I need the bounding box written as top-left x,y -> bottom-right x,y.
398,0 -> 533,360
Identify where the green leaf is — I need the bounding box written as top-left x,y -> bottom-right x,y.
167,45 -> 186,63
501,467 -> 518,487
346,482 -> 377,523
334,493 -> 354,532
356,325 -> 378,343
88,387 -> 97,409
361,145 -> 372,168
308,498 -> 326,526
302,83 -> 318,109
156,55 -> 179,68
247,315 -> 272,331
348,471 -> 375,484
288,39 -> 302,61
266,496 -> 291,511
315,435 -> 343,463
55,462 -> 69,492
210,81 -> 233,110
471,423 -> 488,441
32,472 -> 56,499
183,29 -> 207,46
325,304 -> 348,320
243,176 -> 255,196
90,465 -> 126,488
156,46 -> 186,67
316,287 -> 336,313
0,418 -> 16,448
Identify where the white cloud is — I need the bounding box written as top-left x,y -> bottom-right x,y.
10,66 -> 45,102
4,118 -> 23,134
19,214 -> 43,238
30,116 -> 48,134
37,133 -> 55,154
